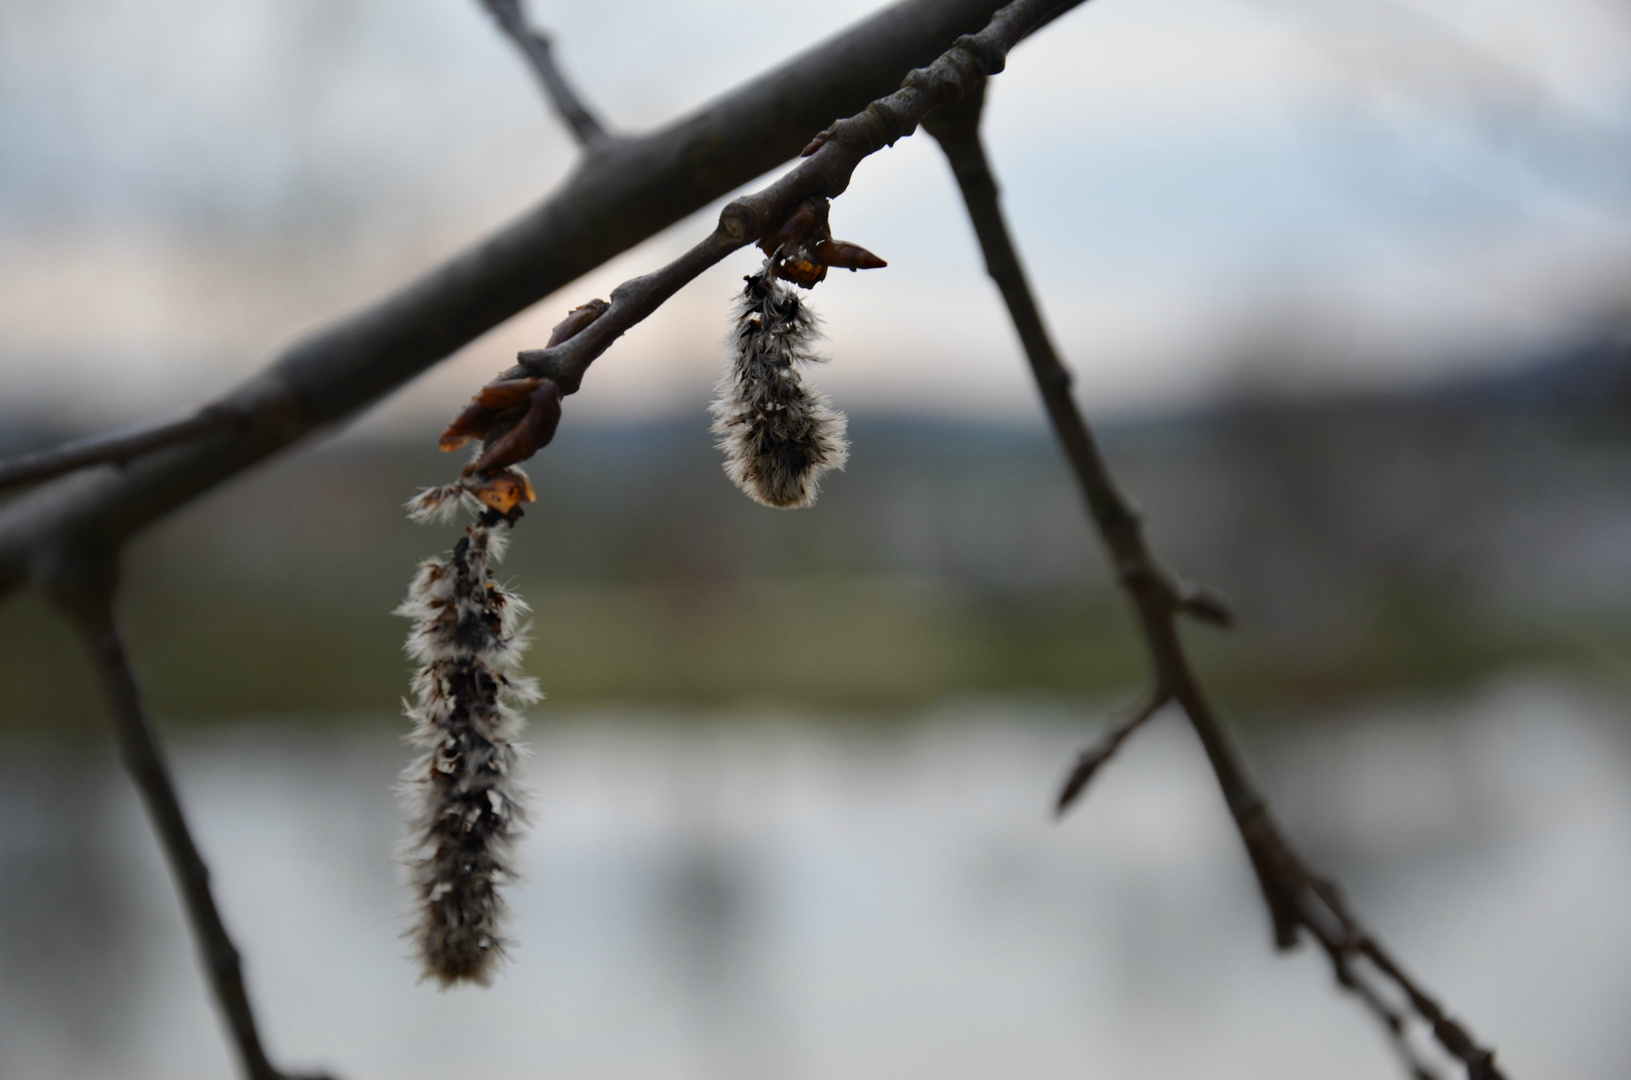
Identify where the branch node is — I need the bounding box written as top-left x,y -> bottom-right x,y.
951,31 -> 1007,78
720,200 -> 762,244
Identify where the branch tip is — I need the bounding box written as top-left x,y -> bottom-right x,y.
1054,692 -> 1167,817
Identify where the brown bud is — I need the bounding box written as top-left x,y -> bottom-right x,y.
439,400 -> 492,452
476,377 -> 542,408
812,239 -> 887,271
439,403 -> 523,452
757,199 -> 822,260
464,379 -> 564,477
438,379 -> 540,451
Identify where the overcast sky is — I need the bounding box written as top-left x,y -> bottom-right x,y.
2,0 -> 1629,431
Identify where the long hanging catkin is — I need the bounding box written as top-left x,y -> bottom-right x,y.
709,268 -> 848,508
396,487 -> 537,987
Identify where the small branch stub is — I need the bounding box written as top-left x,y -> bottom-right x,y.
1054,692 -> 1168,815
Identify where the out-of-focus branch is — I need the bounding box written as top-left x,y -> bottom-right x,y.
0,0 -> 1024,601
1053,690 -> 1168,814
479,0 -> 609,148
925,84 -> 1504,1080
55,581 -> 331,1080
509,0 -> 1084,395
0,406 -> 240,496
1248,0 -> 1631,201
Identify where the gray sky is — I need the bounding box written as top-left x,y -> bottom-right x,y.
2,0 -> 1629,430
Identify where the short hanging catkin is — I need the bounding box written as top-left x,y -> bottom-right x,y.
397,485 -> 537,987
710,267 -> 849,508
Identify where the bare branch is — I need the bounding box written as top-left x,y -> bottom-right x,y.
55,582 -> 331,1080
510,0 -> 1085,396
479,0 -> 608,148
0,406 -> 240,496
0,0 -> 1025,601
926,83 -> 1505,1080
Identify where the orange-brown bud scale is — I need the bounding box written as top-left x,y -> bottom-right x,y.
476,378 -> 543,409
756,196 -> 885,289
757,200 -> 821,260
439,402 -> 496,452
472,470 -> 536,514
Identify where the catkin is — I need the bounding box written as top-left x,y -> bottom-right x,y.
709,269 -> 848,508
396,503 -> 537,987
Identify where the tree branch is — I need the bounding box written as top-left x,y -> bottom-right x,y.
925,83 -> 1505,1080
510,0 -> 1083,394
0,0 -> 1023,601
0,406 -> 241,496
53,578 -> 330,1080
479,0 -> 609,148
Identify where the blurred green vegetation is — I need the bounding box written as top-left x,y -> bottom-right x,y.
3,410 -> 1628,733
4,571 -> 1617,734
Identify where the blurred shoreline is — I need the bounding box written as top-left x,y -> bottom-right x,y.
5,323 -> 1631,730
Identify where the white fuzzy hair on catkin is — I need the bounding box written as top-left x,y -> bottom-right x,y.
709,268 -> 848,508
396,503 -> 538,987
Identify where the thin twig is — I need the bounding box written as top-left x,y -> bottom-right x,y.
0,406 -> 239,496
509,0 -> 1086,395
0,0 -> 1021,600
925,83 -> 1505,1080
58,586 -> 330,1080
1054,690 -> 1169,815
479,0 -> 609,147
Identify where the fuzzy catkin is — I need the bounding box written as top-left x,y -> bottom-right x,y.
709,269 -> 848,508
396,508 -> 538,987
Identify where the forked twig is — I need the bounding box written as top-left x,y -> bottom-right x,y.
56,581 -> 331,1080
0,0 -> 1513,1073
0,0 -> 1021,599
480,0 -> 609,147
506,0 -> 1085,397
0,4 -> 1084,1074
0,3 -> 1094,1075
925,82 -> 1504,1080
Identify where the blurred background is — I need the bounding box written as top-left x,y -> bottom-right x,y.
3,0 -> 1631,1077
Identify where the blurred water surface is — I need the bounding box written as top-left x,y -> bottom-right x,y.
2,677 -> 1627,1080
